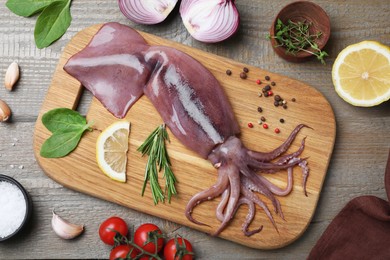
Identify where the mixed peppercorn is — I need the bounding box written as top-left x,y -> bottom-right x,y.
226,67 -> 297,134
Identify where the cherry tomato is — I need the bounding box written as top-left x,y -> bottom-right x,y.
164,237 -> 193,260
99,216 -> 128,245
109,244 -> 138,260
138,256 -> 157,260
134,223 -> 163,254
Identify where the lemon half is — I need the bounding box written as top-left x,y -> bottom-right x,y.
332,41 -> 390,107
96,121 -> 130,182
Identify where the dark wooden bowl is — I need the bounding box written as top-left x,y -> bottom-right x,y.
269,1 -> 331,63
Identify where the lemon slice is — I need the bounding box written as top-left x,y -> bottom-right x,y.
96,121 -> 130,182
332,41 -> 390,107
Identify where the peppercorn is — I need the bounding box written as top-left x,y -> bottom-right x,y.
258,92 -> 262,97
279,101 -> 283,106
274,101 -> 279,107
243,67 -> 249,73
257,107 -> 263,113
292,98 -> 296,102
256,79 -> 261,85
274,128 -> 280,134
260,116 -> 266,122
240,72 -> 247,79
267,91 -> 273,96
264,92 -> 269,97
283,104 -> 288,109
274,95 -> 281,101
271,82 -> 276,86
226,69 -> 232,76
263,123 -> 268,129
248,122 -> 254,128
280,118 -> 285,123
265,75 -> 270,81
264,85 -> 271,91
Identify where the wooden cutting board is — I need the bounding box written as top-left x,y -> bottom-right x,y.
33,24 -> 335,249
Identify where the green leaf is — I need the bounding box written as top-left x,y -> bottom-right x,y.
34,0 -> 71,49
40,126 -> 87,158
42,108 -> 87,133
6,0 -> 56,17
40,108 -> 93,158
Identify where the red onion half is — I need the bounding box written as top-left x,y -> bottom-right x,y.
118,0 -> 178,25
180,0 -> 240,43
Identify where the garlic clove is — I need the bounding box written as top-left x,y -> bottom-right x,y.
51,211 -> 84,240
4,61 -> 20,91
0,99 -> 11,122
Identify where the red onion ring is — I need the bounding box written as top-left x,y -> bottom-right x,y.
180,0 -> 240,43
118,0 -> 178,25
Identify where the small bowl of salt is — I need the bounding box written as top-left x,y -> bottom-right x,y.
0,174 -> 32,242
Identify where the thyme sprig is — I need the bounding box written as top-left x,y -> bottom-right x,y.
137,124 -> 177,204
268,19 -> 328,64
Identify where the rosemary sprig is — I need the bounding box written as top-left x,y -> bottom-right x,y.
268,19 -> 328,64
137,124 -> 177,204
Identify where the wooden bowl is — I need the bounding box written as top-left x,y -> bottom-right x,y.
269,1 -> 331,62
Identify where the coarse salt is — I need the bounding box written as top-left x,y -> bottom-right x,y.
0,181 -> 27,238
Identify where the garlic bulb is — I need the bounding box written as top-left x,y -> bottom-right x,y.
51,211 -> 84,239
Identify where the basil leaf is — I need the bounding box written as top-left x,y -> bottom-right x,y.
40,127 -> 88,158
6,0 -> 57,17
42,108 -> 87,133
34,0 -> 72,49
40,108 -> 93,158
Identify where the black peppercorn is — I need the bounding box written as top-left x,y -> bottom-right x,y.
274,95 -> 281,101
261,116 -> 266,122
292,98 -> 296,102
265,75 -> 270,81
274,101 -> 279,107
264,85 -> 271,91
264,92 -> 269,97
257,107 -> 263,113
240,72 -> 247,79
283,104 -> 288,109
271,81 -> 276,86
280,118 -> 285,123
243,67 -> 249,73
226,69 -> 232,76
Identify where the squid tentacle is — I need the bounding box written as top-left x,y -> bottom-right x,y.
241,167 -> 284,219
237,197 -> 263,237
212,164 -> 240,236
255,167 -> 294,196
185,168 -> 229,226
216,186 -> 230,222
275,137 -> 306,165
247,157 -> 306,173
241,185 -> 278,232
247,124 -> 308,162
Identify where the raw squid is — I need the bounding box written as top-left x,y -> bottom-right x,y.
64,22 -> 309,236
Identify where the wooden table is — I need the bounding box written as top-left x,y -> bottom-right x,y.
0,1 -> 389,259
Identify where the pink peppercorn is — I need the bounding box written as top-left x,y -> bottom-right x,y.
248,122 -> 254,128
256,79 -> 261,85
268,91 -> 273,96
275,128 -> 280,133
263,123 -> 268,129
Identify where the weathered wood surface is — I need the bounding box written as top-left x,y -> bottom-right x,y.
0,0 -> 389,259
